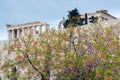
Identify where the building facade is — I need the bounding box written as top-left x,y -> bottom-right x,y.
81,10 -> 117,24
6,21 -> 49,40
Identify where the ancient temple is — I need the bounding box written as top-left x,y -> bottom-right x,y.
6,10 -> 118,40
6,21 -> 49,40
81,10 -> 117,24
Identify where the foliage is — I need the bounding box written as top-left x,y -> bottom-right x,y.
63,8 -> 99,29
63,8 -> 81,28
56,25 -> 120,80
0,24 -> 120,80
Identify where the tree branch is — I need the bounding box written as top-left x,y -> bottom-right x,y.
25,53 -> 46,80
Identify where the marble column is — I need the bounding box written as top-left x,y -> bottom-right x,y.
24,28 -> 27,35
17,29 -> 20,38
12,30 -> 14,39
22,28 -> 25,37
33,26 -> 36,34
8,30 -> 10,40
28,27 -> 31,35
39,26 -> 42,34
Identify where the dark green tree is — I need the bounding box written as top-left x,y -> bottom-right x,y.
63,8 -> 81,28
63,9 -> 99,28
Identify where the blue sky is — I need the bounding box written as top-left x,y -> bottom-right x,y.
0,0 -> 120,40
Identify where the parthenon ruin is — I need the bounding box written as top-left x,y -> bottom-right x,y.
6,10 -> 118,40
80,10 -> 117,24
6,21 -> 49,40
